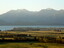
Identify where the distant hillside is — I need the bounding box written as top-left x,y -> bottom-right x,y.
0,8 -> 64,25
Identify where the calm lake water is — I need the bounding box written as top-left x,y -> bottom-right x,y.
0,26 -> 64,31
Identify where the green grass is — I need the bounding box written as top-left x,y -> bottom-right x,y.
0,42 -> 64,48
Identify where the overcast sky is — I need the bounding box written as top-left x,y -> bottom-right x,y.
0,0 -> 64,14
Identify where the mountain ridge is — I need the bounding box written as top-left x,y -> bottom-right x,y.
0,8 -> 64,25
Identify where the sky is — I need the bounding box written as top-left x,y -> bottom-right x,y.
0,0 -> 64,14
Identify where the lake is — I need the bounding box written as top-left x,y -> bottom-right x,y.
0,25 -> 64,31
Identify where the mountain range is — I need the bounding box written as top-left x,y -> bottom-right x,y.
0,8 -> 64,25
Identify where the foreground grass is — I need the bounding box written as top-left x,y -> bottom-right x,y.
0,42 -> 64,48
0,30 -> 64,48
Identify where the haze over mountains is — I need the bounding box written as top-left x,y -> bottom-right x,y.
0,8 -> 64,25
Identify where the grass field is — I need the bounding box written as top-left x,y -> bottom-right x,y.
1,30 -> 64,37
0,30 -> 64,48
0,42 -> 64,48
